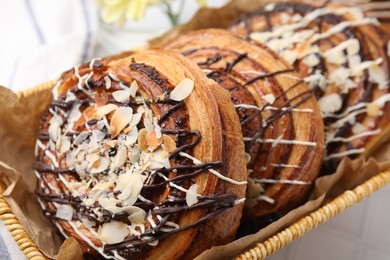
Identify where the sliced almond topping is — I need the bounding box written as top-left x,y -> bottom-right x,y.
48,120 -> 60,142
129,80 -> 139,98
369,65 -> 387,90
86,153 -> 100,167
352,122 -> 366,134
112,89 -> 131,103
123,126 -> 132,134
114,146 -> 127,168
103,139 -> 117,148
318,93 -> 343,114
367,102 -> 380,116
162,134 -> 176,153
170,78 -> 194,101
138,129 -> 148,151
99,221 -> 129,244
262,94 -> 275,104
129,209 -> 146,224
109,107 -> 133,138
55,205 -> 74,221
146,131 -> 160,146
129,113 -> 142,127
186,184 -> 199,207
95,104 -> 118,119
91,157 -> 110,174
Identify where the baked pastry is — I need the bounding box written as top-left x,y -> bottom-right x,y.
230,1 -> 390,173
163,29 -> 324,226
34,50 -> 247,259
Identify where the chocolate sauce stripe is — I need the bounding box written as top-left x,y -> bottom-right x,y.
104,207 -> 228,251
37,58 -> 238,257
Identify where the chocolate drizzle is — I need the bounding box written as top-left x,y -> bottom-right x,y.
231,1 -> 390,173
35,58 -> 238,258
181,46 -> 314,180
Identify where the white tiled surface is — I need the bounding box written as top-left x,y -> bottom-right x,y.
268,184 -> 390,260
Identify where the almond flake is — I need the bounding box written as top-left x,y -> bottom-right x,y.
367,103 -> 380,116
352,122 -> 366,134
109,107 -> 133,138
112,89 -> 131,103
129,80 -> 139,98
282,50 -> 298,64
146,131 -> 160,146
114,146 -> 127,168
104,76 -> 112,89
262,94 -> 275,104
116,173 -> 143,206
99,221 -> 129,244
125,127 -> 138,145
170,78 -> 194,101
186,184 -> 199,207
55,205 -> 74,221
86,153 -> 100,167
48,120 -> 61,142
103,139 -> 117,148
123,126 -> 132,134
318,94 -> 343,114
95,104 -> 118,119
91,157 -> 110,174
138,129 -> 148,151
369,65 -> 388,90
129,113 -> 142,127
129,209 -> 146,224
162,134 -> 176,153
60,137 -> 71,154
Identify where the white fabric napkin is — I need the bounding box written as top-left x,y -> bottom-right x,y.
0,0 -> 98,92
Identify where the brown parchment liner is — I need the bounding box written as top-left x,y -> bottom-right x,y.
1,0 -> 390,259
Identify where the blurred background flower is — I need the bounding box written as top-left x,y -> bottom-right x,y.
97,0 -> 207,27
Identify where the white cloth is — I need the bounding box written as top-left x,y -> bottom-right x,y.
0,0 -> 98,92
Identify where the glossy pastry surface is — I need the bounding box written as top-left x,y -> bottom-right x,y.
231,1 -> 390,173
163,29 -> 324,223
34,50 -> 247,259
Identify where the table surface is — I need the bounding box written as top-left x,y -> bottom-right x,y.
1,1 -> 390,259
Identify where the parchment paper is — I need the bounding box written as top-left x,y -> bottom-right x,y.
1,0 -> 390,259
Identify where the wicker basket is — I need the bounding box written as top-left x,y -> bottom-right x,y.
1,85 -> 390,260
2,171 -> 390,260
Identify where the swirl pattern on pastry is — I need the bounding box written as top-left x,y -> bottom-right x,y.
163,29 -> 324,223
230,1 -> 390,173
34,50 -> 246,259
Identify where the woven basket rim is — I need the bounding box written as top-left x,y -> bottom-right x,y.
1,82 -> 390,260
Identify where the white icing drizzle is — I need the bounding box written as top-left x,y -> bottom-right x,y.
67,221 -> 118,260
89,58 -> 101,70
324,148 -> 366,160
256,195 -> 275,204
310,18 -> 378,43
252,178 -> 311,185
243,137 -> 317,147
234,103 -> 313,113
178,152 -> 247,185
326,129 -> 381,144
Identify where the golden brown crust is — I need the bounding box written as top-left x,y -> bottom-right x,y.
35,50 -> 246,259
230,1 -> 390,173
163,29 -> 324,223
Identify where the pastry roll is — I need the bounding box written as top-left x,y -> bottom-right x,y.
231,1 -> 390,173
163,29 -> 324,226
34,50 -> 246,259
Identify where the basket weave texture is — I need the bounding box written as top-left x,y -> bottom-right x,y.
1,83 -> 390,259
